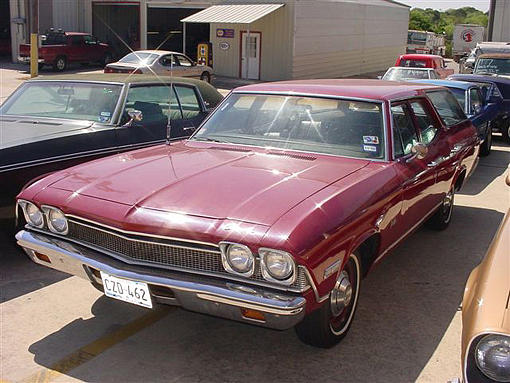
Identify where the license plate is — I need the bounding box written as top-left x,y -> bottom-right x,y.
100,271 -> 152,308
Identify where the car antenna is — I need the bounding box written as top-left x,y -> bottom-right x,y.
166,81 -> 173,145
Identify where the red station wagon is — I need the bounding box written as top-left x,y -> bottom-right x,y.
396,54 -> 454,79
15,80 -> 479,347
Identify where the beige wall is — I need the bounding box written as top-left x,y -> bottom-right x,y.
209,4 -> 293,81
292,1 -> 409,79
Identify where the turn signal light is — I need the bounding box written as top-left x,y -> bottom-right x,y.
34,252 -> 51,263
241,308 -> 265,322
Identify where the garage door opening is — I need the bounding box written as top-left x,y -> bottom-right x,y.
0,0 -> 11,56
92,3 -> 140,60
147,7 -> 209,61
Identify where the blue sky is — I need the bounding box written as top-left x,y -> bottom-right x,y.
401,0 -> 490,12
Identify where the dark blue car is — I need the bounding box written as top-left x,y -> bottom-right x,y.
413,79 -> 497,156
448,74 -> 510,143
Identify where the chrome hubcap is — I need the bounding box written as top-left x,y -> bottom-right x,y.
57,60 -> 64,69
330,270 -> 352,317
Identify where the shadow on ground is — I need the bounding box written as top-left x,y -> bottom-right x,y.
27,205 -> 503,383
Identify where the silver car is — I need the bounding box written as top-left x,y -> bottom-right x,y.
105,50 -> 213,83
381,66 -> 440,81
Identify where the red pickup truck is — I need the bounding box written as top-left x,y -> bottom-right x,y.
19,30 -> 112,71
396,54 -> 454,79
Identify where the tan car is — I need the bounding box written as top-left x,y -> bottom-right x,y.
458,171 -> 510,382
104,50 -> 213,83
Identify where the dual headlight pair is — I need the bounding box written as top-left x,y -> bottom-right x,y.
475,334 -> 510,382
220,242 -> 295,285
18,200 -> 68,235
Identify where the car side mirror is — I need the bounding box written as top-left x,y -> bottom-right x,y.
377,75 -> 382,80
487,95 -> 500,104
123,110 -> 143,127
192,61 -> 197,66
473,104 -> 482,115
410,142 -> 428,160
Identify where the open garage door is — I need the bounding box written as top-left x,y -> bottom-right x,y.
0,0 -> 11,57
147,7 -> 209,61
92,2 -> 140,59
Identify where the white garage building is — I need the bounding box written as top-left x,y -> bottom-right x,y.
10,0 -> 410,81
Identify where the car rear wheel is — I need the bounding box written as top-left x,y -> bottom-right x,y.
53,56 -> 67,71
426,188 -> 454,231
479,124 -> 492,157
295,253 -> 361,348
200,71 -> 211,83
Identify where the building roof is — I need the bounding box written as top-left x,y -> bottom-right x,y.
181,4 -> 284,24
234,79 -> 442,101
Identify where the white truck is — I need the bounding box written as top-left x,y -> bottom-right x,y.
452,24 -> 485,62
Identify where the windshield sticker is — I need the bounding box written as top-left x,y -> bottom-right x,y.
363,136 -> 379,144
100,111 -> 111,117
363,145 -> 377,152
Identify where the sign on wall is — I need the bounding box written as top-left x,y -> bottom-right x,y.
219,42 -> 230,50
216,28 -> 235,38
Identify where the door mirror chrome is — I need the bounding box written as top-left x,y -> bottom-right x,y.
473,104 -> 482,115
411,142 -> 428,160
123,110 -> 143,127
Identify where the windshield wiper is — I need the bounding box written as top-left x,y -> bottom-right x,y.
192,136 -> 230,144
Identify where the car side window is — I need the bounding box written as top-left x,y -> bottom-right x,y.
71,36 -> 84,45
408,100 -> 438,145
426,90 -> 466,126
175,55 -> 193,67
469,88 -> 483,115
160,55 -> 177,67
123,85 -> 182,125
391,103 -> 419,158
83,35 -> 97,45
174,86 -> 201,119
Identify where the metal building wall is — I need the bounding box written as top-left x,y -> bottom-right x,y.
492,0 -> 510,41
292,0 -> 409,79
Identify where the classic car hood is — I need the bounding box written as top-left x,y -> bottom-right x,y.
48,142 -> 369,226
0,116 -> 94,150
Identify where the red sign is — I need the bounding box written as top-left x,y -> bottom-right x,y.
462,29 -> 475,42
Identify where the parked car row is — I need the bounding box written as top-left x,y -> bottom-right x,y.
5,46 -> 510,383
18,30 -> 214,83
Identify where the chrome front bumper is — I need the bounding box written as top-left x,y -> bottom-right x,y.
16,230 -> 306,330
17,56 -> 45,64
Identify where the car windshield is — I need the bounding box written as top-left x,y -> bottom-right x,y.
474,58 -> 510,76
192,94 -> 385,159
0,82 -> 122,122
119,52 -> 160,65
448,88 -> 466,111
383,68 -> 430,80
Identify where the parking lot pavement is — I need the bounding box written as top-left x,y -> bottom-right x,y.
1,62 -> 509,382
0,139 -> 508,383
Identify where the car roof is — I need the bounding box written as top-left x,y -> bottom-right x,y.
29,73 -> 202,85
387,66 -> 432,71
399,54 -> 443,60
478,53 -> 510,59
410,79 -> 474,90
448,74 -> 510,85
124,50 -> 182,56
234,79 -> 443,101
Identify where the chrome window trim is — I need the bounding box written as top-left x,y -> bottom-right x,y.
464,331 -> 510,383
27,225 -> 311,294
190,92 -> 389,163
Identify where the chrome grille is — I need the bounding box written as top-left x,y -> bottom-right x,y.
66,220 -> 309,291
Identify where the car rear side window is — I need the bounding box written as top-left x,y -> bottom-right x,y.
408,100 -> 438,145
391,104 -> 419,157
426,90 -> 466,126
125,85 -> 182,123
174,86 -> 201,119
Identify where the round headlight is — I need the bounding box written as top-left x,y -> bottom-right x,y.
222,244 -> 254,276
476,334 -> 510,382
46,208 -> 68,234
260,248 -> 295,282
23,202 -> 44,228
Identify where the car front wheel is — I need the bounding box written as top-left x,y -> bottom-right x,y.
502,121 -> 510,144
295,252 -> 361,348
200,71 -> 211,83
